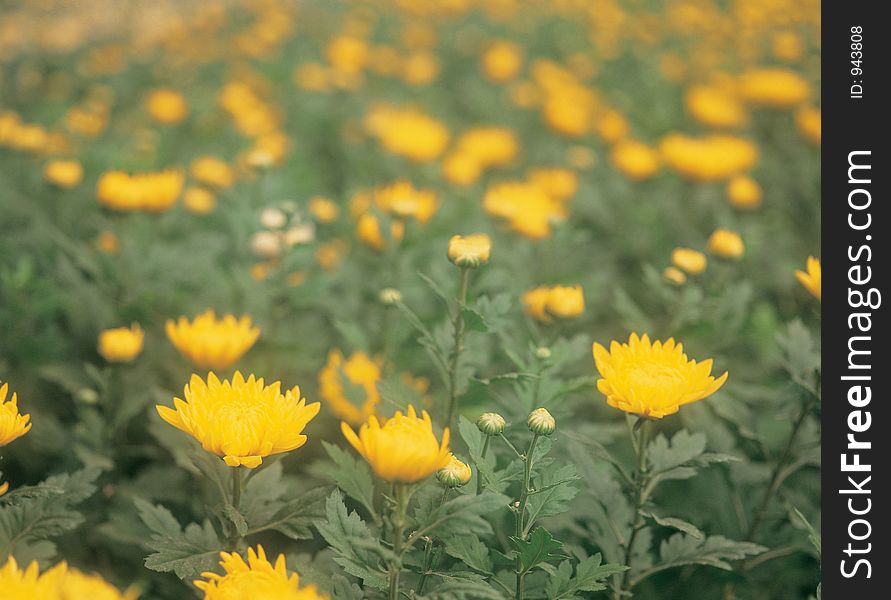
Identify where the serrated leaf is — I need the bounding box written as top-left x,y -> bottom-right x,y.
322,442 -> 377,520
628,534 -> 766,586
546,554 -> 628,599
510,527 -> 567,574
262,486 -> 329,540
222,504 -> 248,537
135,499 -> 222,580
524,464 -> 579,532
444,534 -> 493,574
462,307 -> 488,332
641,511 -> 704,540
421,571 -> 504,600
413,492 -> 509,540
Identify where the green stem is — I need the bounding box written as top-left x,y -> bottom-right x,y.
445,267 -> 471,429
515,434 -> 540,600
613,419 -> 650,600
388,483 -> 411,600
745,398 -> 816,542
417,487 -> 450,595
231,467 -> 242,511
477,436 -> 491,495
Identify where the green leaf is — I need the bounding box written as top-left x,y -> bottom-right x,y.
462,306 -> 489,332
789,506 -> 821,558
222,504 -> 248,537
135,499 -> 222,580
444,534 -> 493,574
776,320 -> 820,389
413,491 -> 509,540
524,464 -> 580,531
420,572 -> 504,600
510,527 -> 567,574
315,489 -> 388,590
321,442 -> 377,521
261,486 -> 329,540
0,467 -> 100,564
546,553 -> 628,599
629,534 -> 766,586
641,511 -> 704,540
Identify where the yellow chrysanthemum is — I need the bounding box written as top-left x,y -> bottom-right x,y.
1,382 -> 31,447
98,324 -> 145,363
146,88 -> 189,124
166,310 -> 260,370
0,557 -> 138,600
97,169 -> 184,212
318,349 -> 382,426
707,229 -> 745,259
436,454 -> 472,487
196,545 -> 326,600
663,266 -> 687,285
660,134 -> 758,182
795,256 -> 821,301
684,85 -> 747,129
593,333 -> 728,419
796,106 -> 821,145
341,405 -> 451,483
671,248 -> 707,275
726,175 -> 762,210
521,285 -> 584,322
737,68 -> 810,108
44,159 -> 84,189
610,140 -> 662,180
373,180 -> 439,224
527,168 -> 578,201
308,197 -> 340,223
483,181 -> 566,240
157,371 -> 320,468
0,557 -> 58,599
183,187 -> 217,215
364,104 -> 449,162
190,156 -> 235,189
482,40 -> 523,82
447,234 -> 492,268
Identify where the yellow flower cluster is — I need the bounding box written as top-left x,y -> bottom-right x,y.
342,405 -> 450,483
98,323 -> 145,363
685,84 -> 748,129
593,333 -> 728,419
442,127 -> 519,186
166,310 -> 260,370
157,371 -> 319,468
737,68 -> 811,108
196,545 -> 326,600
483,180 -> 568,239
190,156 -> 236,189
660,134 -> 758,181
0,111 -> 67,154
521,285 -> 585,323
0,556 -> 137,600
351,180 -> 438,250
97,169 -> 185,212
318,349 -> 383,426
363,104 -> 449,162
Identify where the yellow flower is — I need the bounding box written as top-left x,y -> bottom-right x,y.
795,256 -> 821,301
521,285 -> 584,322
447,234 -> 492,268
326,35 -> 369,75
98,324 -> 145,363
402,52 -> 440,86
146,88 -> 189,125
521,286 -> 552,322
308,197 -> 340,223
610,140 -> 662,180
183,187 -> 217,215
1,382 -> 31,447
593,333 -> 728,418
315,240 -> 348,271
166,310 -> 260,371
341,405 -> 451,483
0,557 -> 137,600
190,156 -> 235,189
374,180 -> 439,224
527,168 -> 578,201
663,266 -> 687,285
483,181 -> 565,240
356,213 -> 405,251
442,152 -> 482,186
318,349 -> 382,426
364,104 -> 449,162
482,40 -> 523,82
294,62 -> 331,92
684,85 -> 747,129
157,372 -> 319,468
595,110 -> 630,144
452,128 -> 519,170
436,454 -> 472,487
726,175 -> 762,210
796,106 -> 821,145
707,229 -> 745,259
44,159 -> 83,189
97,169 -> 184,212
738,68 -> 810,108
671,248 -> 707,275
196,545 -> 325,600
660,134 -> 758,182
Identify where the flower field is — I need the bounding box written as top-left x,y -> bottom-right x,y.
0,1 -> 821,599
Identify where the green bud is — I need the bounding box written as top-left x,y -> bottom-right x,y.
477,412 -> 506,435
436,455 -> 472,487
527,407 -> 556,436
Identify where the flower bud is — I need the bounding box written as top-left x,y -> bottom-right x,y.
250,230 -> 281,259
379,288 -> 403,305
260,207 -> 287,229
436,454 -> 472,487
447,234 -> 492,268
527,407 -> 555,436
477,412 -> 506,435
535,346 -> 551,360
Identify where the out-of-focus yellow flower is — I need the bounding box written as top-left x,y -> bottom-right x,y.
402,52 -> 440,86
0,557 -> 138,600
436,454 -> 472,487
308,197 -> 340,223
447,234 -> 492,268
707,229 -> 745,259
482,40 -> 523,82
595,110 -> 630,144
528,167 -> 578,200
190,156 -> 235,189
318,349 -> 382,426
166,310 -> 260,371
726,175 -> 762,210
183,187 -> 216,215
356,213 -> 404,251
796,106 -> 821,145
326,35 -> 369,75
158,372 -> 319,468
442,152 -> 482,186
196,545 -> 326,600
250,262 -> 272,281
146,88 -> 189,125
610,140 -> 662,180
738,68 -> 810,108
521,284 -> 584,322
364,104 -> 449,162
98,324 -> 144,363
373,180 -> 439,224
484,181 -> 566,239
795,256 -> 821,301
660,134 -> 758,181
593,333 -> 728,418
316,240 -> 348,271
663,266 -> 687,285
772,31 -> 806,62
294,62 -> 331,92
671,248 -> 707,274
97,169 -> 184,212
1,382 -> 31,447
44,159 -> 83,189
341,405 -> 451,483
685,85 -> 748,129
442,127 -> 519,185
96,231 -> 121,255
